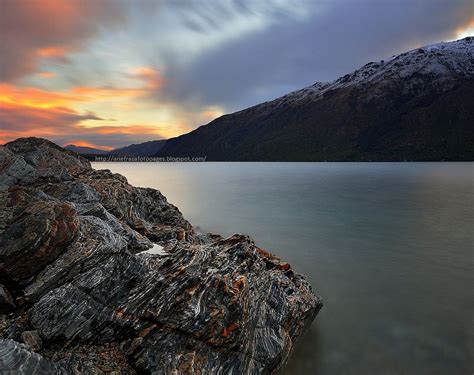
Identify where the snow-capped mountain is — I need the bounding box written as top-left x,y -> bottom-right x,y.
157,37 -> 474,161
242,37 -> 473,114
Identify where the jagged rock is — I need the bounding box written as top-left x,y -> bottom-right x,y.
0,138 -> 322,373
0,198 -> 79,282
21,330 -> 42,351
0,283 -> 15,313
0,339 -> 63,373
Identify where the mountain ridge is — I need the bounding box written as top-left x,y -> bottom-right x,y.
110,139 -> 166,157
65,144 -> 109,155
156,37 -> 474,161
65,139 -> 167,158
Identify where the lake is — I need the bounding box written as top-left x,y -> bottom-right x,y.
93,162 -> 473,374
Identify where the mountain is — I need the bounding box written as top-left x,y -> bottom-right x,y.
65,144 -> 108,155
66,140 -> 167,158
157,37 -> 474,161
109,139 -> 166,156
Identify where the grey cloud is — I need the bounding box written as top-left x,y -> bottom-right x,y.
158,0 -> 473,112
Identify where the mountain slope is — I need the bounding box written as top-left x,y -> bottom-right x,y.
65,144 -> 108,155
110,139 -> 166,156
157,37 -> 474,161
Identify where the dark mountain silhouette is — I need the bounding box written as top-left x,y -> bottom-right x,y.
156,37 -> 474,161
66,140 -> 167,158
65,144 -> 108,155
109,139 -> 167,157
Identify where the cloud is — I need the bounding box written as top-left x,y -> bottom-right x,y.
0,100 -> 164,149
0,82 -> 165,148
36,46 -> 70,61
156,0 -> 473,111
52,125 -> 166,150
37,72 -> 57,79
0,102 -> 102,132
0,0 -> 126,82
1,0 -> 471,148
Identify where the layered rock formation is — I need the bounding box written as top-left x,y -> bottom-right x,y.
0,138 -> 322,374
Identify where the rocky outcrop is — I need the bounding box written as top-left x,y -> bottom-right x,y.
0,137 -> 322,374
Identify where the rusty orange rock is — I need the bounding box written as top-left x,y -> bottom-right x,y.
220,322 -> 239,338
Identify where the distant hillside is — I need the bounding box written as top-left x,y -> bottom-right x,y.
66,140 -> 167,158
157,37 -> 474,161
65,144 -> 108,155
110,139 -> 166,157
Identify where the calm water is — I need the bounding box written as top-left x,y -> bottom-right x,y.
93,162 -> 473,374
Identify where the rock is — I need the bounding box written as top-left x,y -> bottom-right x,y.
21,330 -> 42,351
0,339 -> 63,373
0,138 -> 323,373
128,337 -> 143,354
0,284 -> 15,313
0,199 -> 79,282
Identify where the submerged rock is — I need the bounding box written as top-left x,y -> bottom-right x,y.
0,137 -> 323,373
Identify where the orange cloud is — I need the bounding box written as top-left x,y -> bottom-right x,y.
0,80 -> 156,111
0,86 -> 166,149
88,125 -> 165,136
201,107 -> 224,121
456,19 -> 474,39
0,101 -> 103,133
65,140 -> 113,151
0,0 -> 125,82
36,46 -> 70,59
132,67 -> 157,76
129,66 -> 163,90
0,84 -> 82,109
37,71 -> 57,78
0,100 -> 165,148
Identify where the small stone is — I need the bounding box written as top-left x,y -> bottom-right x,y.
177,228 -> 186,241
21,330 -> 42,351
278,262 -> 291,272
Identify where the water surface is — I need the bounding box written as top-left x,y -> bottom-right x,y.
93,162 -> 474,374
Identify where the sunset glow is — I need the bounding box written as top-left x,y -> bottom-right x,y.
456,20 -> 474,39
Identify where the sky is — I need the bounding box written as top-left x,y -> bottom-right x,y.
0,0 -> 473,150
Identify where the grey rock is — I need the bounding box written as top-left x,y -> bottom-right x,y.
0,198 -> 79,282
0,339 -> 64,374
0,138 -> 323,373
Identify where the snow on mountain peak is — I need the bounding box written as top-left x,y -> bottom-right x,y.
235,38 -> 473,117
333,37 -> 473,89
